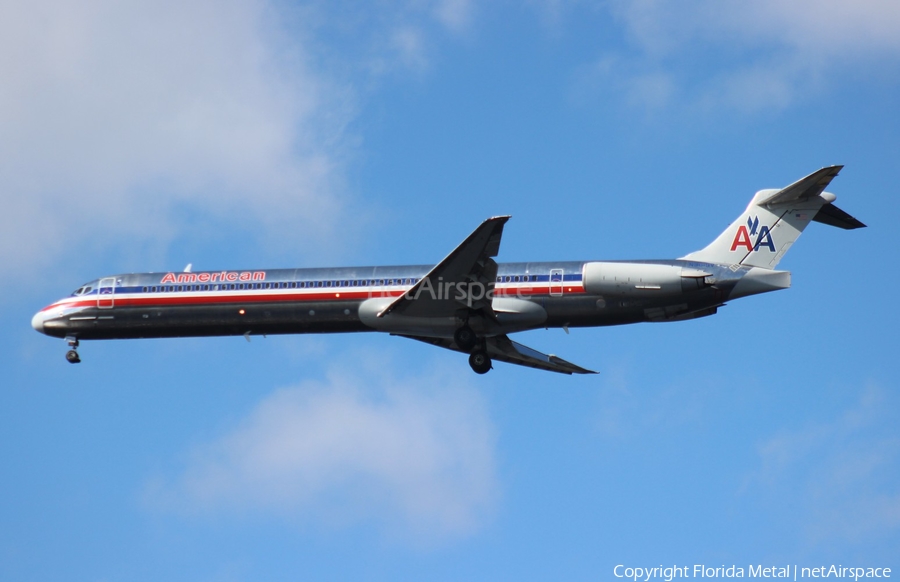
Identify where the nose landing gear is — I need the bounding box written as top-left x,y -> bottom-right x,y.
65,336 -> 81,364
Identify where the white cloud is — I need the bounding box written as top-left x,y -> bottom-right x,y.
150,357 -> 498,542
390,27 -> 430,72
0,0 -> 353,280
613,0 -> 900,60
0,0 -> 486,288
593,359 -> 710,438
590,0 -> 900,111
354,1 -> 474,79
748,383 -> 900,543
434,0 -> 473,33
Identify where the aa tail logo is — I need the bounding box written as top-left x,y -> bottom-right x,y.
731,216 -> 775,252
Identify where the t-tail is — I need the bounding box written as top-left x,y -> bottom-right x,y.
680,165 -> 865,269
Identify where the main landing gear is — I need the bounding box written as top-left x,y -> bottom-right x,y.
455,325 -> 492,374
468,350 -> 491,375
65,336 -> 81,364
453,326 -> 477,352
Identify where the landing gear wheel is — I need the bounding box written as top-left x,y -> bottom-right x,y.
65,336 -> 81,364
468,350 -> 492,375
454,326 -> 477,352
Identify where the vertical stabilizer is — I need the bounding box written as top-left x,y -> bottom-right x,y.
680,166 -> 853,269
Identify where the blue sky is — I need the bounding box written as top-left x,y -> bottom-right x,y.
3,1 -> 899,580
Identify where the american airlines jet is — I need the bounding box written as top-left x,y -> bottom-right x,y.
32,166 -> 864,374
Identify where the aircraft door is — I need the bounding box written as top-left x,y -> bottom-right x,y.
97,277 -> 116,309
550,269 -> 563,296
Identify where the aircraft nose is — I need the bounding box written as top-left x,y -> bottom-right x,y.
31,309 -> 47,334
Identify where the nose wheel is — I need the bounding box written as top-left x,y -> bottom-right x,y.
65,337 -> 81,364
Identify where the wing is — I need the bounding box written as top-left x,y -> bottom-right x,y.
378,215 -> 510,319
400,333 -> 597,375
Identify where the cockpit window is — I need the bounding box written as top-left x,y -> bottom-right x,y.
72,285 -> 95,296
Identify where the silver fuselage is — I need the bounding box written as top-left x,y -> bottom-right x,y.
32,259 -> 785,341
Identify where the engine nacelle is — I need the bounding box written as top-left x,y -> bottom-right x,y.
583,262 -> 708,296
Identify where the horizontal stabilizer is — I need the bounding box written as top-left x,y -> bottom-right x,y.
760,165 -> 842,206
813,203 -> 866,229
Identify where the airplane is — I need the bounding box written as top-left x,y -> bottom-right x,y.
32,166 -> 865,374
